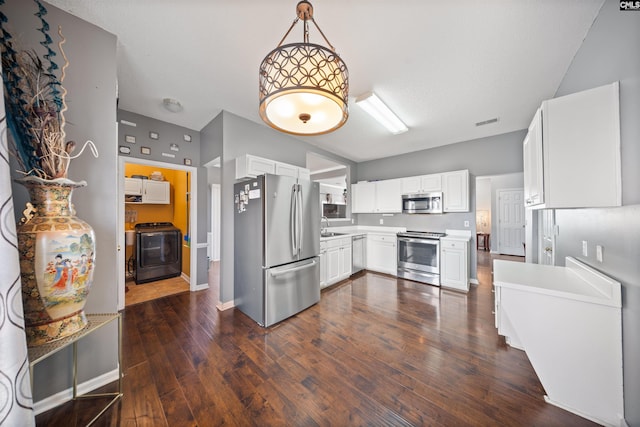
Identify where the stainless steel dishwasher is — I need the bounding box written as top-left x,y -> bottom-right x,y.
352,234 -> 366,274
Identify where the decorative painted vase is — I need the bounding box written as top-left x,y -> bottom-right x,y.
15,176 -> 95,347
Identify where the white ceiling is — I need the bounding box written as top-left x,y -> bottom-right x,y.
45,0 -> 604,163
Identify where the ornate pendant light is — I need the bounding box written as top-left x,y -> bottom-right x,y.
259,1 -> 348,136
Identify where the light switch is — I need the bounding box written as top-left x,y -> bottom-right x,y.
379,218 -> 384,225
582,241 -> 588,257
464,220 -> 470,227
596,245 -> 603,262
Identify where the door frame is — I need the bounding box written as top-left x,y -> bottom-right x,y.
210,184 -> 221,262
117,156 -> 198,311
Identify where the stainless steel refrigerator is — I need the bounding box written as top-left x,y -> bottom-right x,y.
234,173 -> 320,327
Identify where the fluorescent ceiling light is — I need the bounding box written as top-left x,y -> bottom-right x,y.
355,92 -> 408,135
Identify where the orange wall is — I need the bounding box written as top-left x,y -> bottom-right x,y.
124,163 -> 190,276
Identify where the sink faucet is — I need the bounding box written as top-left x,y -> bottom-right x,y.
321,216 -> 330,235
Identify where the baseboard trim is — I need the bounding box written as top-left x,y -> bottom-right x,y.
217,300 -> 235,311
470,278 -> 479,285
195,283 -> 209,292
34,367 -> 120,415
181,272 -> 190,282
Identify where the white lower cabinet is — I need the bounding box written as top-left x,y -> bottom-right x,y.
440,237 -> 470,292
321,237 -> 352,288
366,233 -> 397,275
319,242 -> 328,288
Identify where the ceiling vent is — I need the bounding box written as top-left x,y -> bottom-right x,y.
475,117 -> 499,127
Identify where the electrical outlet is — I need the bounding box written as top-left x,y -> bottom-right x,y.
464,220 -> 470,227
582,241 -> 588,257
596,245 -> 603,262
379,218 -> 384,225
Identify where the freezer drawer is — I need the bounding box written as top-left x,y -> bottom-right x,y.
264,257 -> 320,327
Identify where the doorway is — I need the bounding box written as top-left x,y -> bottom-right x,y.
117,157 -> 198,310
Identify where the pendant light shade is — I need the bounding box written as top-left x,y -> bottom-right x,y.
259,1 -> 348,136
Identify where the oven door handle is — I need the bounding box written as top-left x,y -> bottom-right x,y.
397,237 -> 439,244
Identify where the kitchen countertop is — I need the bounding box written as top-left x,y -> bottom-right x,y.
320,226 -> 406,241
493,257 -> 621,307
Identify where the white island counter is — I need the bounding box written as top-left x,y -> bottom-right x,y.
493,257 -> 623,427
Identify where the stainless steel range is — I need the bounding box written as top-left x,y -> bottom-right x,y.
397,231 -> 446,286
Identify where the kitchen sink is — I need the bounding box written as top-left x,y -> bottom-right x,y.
320,232 -> 346,238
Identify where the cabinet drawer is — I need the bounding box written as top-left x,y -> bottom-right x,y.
367,233 -> 396,243
441,240 -> 465,250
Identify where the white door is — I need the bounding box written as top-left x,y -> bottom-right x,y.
538,209 -> 556,265
497,189 -> 525,256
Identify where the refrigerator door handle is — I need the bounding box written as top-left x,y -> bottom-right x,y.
290,184 -> 297,257
269,258 -> 317,277
297,184 -> 303,256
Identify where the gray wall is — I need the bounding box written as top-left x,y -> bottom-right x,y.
117,110 -> 201,165
199,111 -> 356,306
5,0 -> 119,402
549,1 -> 640,424
355,130 -> 526,280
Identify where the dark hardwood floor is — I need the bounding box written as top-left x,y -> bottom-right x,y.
36,253 -> 597,426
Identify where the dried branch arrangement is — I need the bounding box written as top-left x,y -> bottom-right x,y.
0,0 -> 97,180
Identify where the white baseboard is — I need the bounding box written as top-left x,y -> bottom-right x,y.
217,300 -> 235,311
34,367 -> 120,415
470,278 -> 479,285
194,283 -> 209,291
181,272 -> 190,282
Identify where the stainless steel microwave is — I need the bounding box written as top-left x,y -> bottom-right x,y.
402,192 -> 443,214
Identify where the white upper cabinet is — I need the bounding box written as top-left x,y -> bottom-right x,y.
351,179 -> 402,213
124,178 -> 170,204
351,182 -> 376,213
442,170 -> 469,212
142,180 -> 170,204
524,82 -> 621,209
401,173 -> 442,194
523,108 -> 544,207
375,179 -> 402,213
124,177 -> 142,196
235,154 -> 310,181
236,154 -> 275,179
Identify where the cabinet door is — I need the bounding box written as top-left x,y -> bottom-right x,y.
236,154 -> 276,179
542,82 -> 621,208
275,162 -> 298,178
339,243 -> 352,279
421,174 -> 442,192
319,247 -> 327,288
326,246 -> 341,285
351,182 -> 376,213
142,180 -> 170,204
442,170 -> 469,212
523,108 -> 544,207
366,234 -> 397,275
440,239 -> 469,292
124,178 -> 142,195
375,179 -> 402,213
401,176 -> 421,194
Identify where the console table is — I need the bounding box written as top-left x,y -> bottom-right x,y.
28,313 -> 122,426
